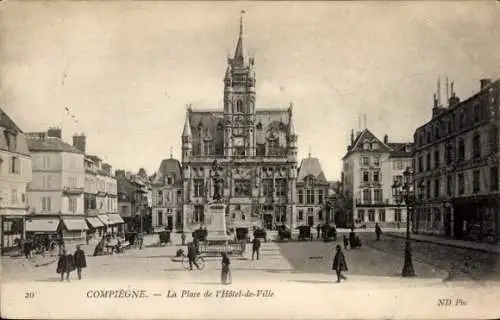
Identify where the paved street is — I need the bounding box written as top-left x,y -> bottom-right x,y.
4,233 -> 499,286
366,233 -> 500,281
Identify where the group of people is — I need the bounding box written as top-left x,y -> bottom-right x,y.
56,245 -> 87,282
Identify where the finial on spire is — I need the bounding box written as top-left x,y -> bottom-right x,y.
170,146 -> 173,159
240,10 -> 245,36
308,145 -> 311,158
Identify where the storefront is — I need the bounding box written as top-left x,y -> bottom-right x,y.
1,216 -> 25,255
86,217 -> 105,239
25,217 -> 61,240
453,195 -> 499,243
61,217 -> 88,245
107,213 -> 125,235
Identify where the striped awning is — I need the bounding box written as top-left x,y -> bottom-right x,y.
107,213 -> 124,225
62,218 -> 89,231
25,218 -> 60,232
86,217 -> 104,228
97,214 -> 110,225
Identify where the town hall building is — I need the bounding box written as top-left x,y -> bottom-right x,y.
180,16 -> 298,234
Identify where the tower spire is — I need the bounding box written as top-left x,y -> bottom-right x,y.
233,10 -> 246,64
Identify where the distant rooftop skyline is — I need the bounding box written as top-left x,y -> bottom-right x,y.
2,1 -> 500,180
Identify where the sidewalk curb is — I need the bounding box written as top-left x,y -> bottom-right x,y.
385,233 -> 500,255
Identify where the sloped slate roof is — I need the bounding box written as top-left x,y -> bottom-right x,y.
116,175 -> 136,200
297,157 -> 327,182
153,158 -> 182,185
27,136 -> 83,154
388,142 -> 414,158
0,108 -> 30,156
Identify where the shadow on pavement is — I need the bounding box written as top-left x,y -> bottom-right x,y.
186,282 -> 227,285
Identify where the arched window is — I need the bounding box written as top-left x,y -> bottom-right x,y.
236,100 -> 243,113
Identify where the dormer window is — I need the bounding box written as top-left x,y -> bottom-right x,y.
371,142 -> 378,150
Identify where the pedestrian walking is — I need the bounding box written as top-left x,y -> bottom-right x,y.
187,242 -> 200,270
221,252 -> 231,285
316,224 -> 321,240
343,234 -> 349,250
57,249 -> 75,282
332,244 -> 348,283
73,245 -> 87,280
252,237 -> 261,260
375,223 -> 382,241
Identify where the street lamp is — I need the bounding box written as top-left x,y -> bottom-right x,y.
391,167 -> 418,277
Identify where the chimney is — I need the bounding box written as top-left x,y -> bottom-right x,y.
72,134 -> 86,153
480,78 -> 492,90
383,134 -> 388,144
350,130 -> 354,144
47,127 -> 62,139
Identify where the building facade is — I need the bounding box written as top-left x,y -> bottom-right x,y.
74,134 -> 119,237
0,108 -> 32,254
25,128 -> 88,243
413,78 -> 499,242
116,170 -> 151,233
295,155 -> 329,227
151,157 -> 183,232
342,129 -> 412,228
181,18 -> 298,233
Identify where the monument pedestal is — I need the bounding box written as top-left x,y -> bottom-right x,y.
204,203 -> 229,243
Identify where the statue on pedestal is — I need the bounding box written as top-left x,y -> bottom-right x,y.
210,160 -> 223,203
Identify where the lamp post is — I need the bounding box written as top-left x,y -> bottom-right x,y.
391,167 -> 422,277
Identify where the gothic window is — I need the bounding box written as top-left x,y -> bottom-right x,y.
262,179 -> 273,197
194,179 -> 204,197
234,147 -> 245,157
275,179 -> 286,197
256,144 -> 265,156
194,205 -> 204,223
267,137 -> 280,156
236,100 -> 243,113
203,142 -> 213,156
458,173 -> 465,195
275,206 -> 286,223
297,189 -> 303,204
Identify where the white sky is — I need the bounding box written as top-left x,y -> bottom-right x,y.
2,1 -> 500,180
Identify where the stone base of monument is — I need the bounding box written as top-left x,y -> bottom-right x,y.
204,203 -> 229,244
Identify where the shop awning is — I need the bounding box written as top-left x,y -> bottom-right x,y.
62,218 -> 89,231
86,217 -> 104,228
107,213 -> 124,225
25,218 -> 60,232
97,214 -> 111,225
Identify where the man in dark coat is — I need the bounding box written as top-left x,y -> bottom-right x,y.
221,252 -> 231,285
375,223 -> 382,241
73,245 -> 87,280
252,237 -> 261,260
316,224 -> 321,240
187,242 -> 200,270
349,228 -> 358,248
57,249 -> 75,282
332,244 -> 348,283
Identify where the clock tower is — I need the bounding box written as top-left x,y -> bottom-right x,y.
223,12 -> 256,158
